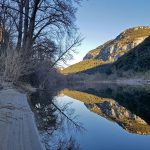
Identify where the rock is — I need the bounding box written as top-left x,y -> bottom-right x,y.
84,26 -> 150,63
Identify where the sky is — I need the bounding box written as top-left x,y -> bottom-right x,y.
67,0 -> 150,66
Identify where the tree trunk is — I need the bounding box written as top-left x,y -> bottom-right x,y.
16,0 -> 23,51
23,0 -> 40,55
22,0 -> 29,49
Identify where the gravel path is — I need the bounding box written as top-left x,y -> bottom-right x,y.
0,88 -> 45,150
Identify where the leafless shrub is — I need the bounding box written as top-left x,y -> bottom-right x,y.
3,47 -> 37,82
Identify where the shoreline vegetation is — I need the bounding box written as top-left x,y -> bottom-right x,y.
74,79 -> 150,85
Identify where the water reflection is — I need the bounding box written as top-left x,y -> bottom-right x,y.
30,90 -> 83,150
61,87 -> 150,135
30,84 -> 150,149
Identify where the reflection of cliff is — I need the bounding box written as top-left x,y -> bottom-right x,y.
61,88 -> 150,135
81,85 -> 150,125
89,102 -> 150,135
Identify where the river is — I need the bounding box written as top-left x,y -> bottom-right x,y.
30,84 -> 150,150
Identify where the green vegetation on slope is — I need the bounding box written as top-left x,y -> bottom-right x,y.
80,36 -> 150,76
61,59 -> 108,74
113,36 -> 150,72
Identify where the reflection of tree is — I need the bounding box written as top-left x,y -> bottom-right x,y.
56,137 -> 80,150
52,100 -> 85,132
30,90 -> 84,150
44,135 -> 80,150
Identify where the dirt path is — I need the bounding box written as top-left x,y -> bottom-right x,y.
0,88 -> 45,150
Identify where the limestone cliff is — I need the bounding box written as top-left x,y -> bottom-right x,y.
84,26 -> 150,62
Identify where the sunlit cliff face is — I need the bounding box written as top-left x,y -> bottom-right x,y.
84,26 -> 150,62
60,89 -> 150,135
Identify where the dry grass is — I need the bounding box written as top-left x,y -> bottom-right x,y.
61,59 -> 108,74
2,47 -> 37,82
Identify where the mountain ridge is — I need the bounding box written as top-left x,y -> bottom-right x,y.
81,36 -> 150,75
84,26 -> 150,61
61,26 -> 150,75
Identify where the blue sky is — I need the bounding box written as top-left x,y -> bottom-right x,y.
67,0 -> 150,65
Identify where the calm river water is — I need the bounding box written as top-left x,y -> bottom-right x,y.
30,84 -> 150,150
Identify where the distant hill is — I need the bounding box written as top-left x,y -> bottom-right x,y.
60,59 -> 108,74
62,26 -> 150,75
113,36 -> 150,72
84,26 -> 150,62
82,36 -> 150,75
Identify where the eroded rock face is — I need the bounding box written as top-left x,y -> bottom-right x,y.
97,36 -> 147,62
84,26 -> 150,63
84,53 -> 93,59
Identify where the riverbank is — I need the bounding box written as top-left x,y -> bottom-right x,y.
72,78 -> 150,86
0,87 -> 45,150
93,79 -> 150,85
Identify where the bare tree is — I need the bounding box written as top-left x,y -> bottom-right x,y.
0,0 -> 83,82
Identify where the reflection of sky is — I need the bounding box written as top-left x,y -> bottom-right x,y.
67,0 -> 150,66
55,96 -> 150,150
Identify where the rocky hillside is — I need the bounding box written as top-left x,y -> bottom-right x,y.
82,35 -> 150,75
113,36 -> 150,72
84,40 -> 113,60
61,26 -> 150,74
84,26 -> 150,62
